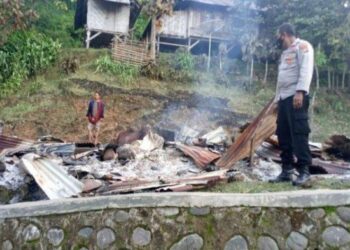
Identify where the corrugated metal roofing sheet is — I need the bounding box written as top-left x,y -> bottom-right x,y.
0,135 -> 33,153
20,154 -> 84,200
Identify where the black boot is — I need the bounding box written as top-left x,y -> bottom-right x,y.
293,166 -> 311,186
269,164 -> 294,183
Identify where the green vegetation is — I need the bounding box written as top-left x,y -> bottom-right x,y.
0,30 -> 61,97
34,0 -> 83,48
133,13 -> 150,40
142,50 -> 196,82
209,178 -> 350,193
94,55 -> 141,85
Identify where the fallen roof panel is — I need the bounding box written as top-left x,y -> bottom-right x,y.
103,170 -> 228,194
0,135 -> 33,153
20,154 -> 84,200
176,143 -> 221,168
216,98 -> 277,169
312,158 -> 350,175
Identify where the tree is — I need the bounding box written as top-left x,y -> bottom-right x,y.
0,0 -> 37,45
227,1 -> 261,87
257,0 -> 350,89
315,45 -> 327,89
142,0 -> 174,60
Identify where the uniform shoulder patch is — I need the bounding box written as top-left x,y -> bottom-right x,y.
299,42 -> 309,53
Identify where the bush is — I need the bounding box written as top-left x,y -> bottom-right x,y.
94,55 -> 140,84
141,50 -> 196,83
34,0 -> 83,48
0,30 -> 61,97
173,48 -> 195,72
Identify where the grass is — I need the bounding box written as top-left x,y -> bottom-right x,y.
209,178 -> 350,193
0,102 -> 39,123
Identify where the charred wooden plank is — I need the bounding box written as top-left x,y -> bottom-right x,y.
324,135 -> 350,161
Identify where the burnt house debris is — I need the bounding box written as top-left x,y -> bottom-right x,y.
216,99 -> 277,169
0,135 -> 33,156
324,135 -> 350,161
1,97 -> 350,205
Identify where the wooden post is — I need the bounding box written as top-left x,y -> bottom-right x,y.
328,68 -> 331,89
86,30 -> 91,49
249,135 -> 256,168
342,65 -> 347,89
315,64 -> 320,89
187,38 -> 191,52
263,59 -> 268,85
207,34 -> 212,71
249,57 -> 254,89
310,91 -> 317,137
157,35 -> 160,54
150,16 -> 157,61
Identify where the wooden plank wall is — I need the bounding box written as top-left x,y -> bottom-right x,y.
87,0 -> 130,34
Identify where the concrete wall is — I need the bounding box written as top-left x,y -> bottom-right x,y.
1,190 -> 350,249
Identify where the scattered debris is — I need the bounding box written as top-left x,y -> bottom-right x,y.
0,160 -> 5,172
0,135 -> 33,154
200,126 -> 230,145
115,125 -> 151,146
102,145 -> 118,161
117,145 -> 136,160
216,99 -> 277,169
176,126 -> 200,143
138,130 -> 164,152
255,139 -> 350,175
324,135 -> 350,161
0,99 -> 349,205
312,159 -> 350,175
255,142 -> 281,162
82,179 -> 103,193
38,135 -> 65,143
102,170 -> 228,194
176,143 -> 221,169
20,154 -> 84,200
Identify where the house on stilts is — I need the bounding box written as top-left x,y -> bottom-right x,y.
144,0 -> 237,54
75,0 -> 141,48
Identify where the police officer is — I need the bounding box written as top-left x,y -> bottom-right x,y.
270,23 -> 314,186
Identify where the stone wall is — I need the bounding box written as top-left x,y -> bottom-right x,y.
1,190 -> 350,249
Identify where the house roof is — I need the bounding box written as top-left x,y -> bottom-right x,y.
181,0 -> 235,7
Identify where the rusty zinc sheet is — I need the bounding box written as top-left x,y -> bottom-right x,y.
0,135 -> 33,153
102,170 -> 228,194
216,98 -> 277,169
176,143 -> 221,168
20,154 -> 84,200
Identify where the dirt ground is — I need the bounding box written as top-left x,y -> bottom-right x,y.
1,78 -> 250,143
1,48 -> 349,144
